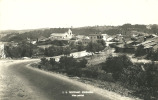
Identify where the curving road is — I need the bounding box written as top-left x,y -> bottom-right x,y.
0,60 -> 138,100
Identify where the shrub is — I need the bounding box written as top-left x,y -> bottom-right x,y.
49,58 -> 56,66
52,40 -> 68,46
102,55 -> 133,80
40,57 -> 49,65
119,64 -> 142,87
77,58 -> 88,68
81,67 -> 100,78
66,68 -> 82,77
59,56 -> 77,70
97,72 -> 114,82
147,49 -> 158,61
119,62 -> 158,99
86,42 -> 105,54
81,69 -> 98,78
135,45 -> 146,57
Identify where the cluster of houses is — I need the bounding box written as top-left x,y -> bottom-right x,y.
0,29 -> 111,58
113,32 -> 158,54
36,29 -> 112,47
1,28 -> 158,59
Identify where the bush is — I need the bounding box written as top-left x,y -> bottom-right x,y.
59,56 -> 77,70
81,69 -> 98,78
135,45 -> 146,57
66,68 -> 82,77
4,41 -> 34,58
49,58 -> 57,66
52,40 -> 68,46
102,55 -> 133,80
102,55 -> 158,99
97,72 -> 114,82
40,58 -> 49,65
119,64 -> 142,87
147,49 -> 158,61
77,58 -> 88,68
81,67 -> 101,78
86,42 -> 105,54
77,44 -> 85,51
118,62 -> 158,99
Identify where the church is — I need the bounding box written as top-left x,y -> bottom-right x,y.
49,29 -> 73,40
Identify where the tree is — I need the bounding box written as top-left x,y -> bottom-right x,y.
86,42 -> 104,54
4,46 -> 12,57
119,64 -> 142,86
97,39 -> 106,47
77,58 -> 87,68
59,56 -> 87,76
63,47 -> 70,56
4,41 -> 34,58
135,45 -> 146,56
136,63 -> 158,99
40,58 -> 48,65
151,24 -> 158,34
49,58 -> 56,66
44,48 -> 49,56
69,42 -> 76,50
77,44 -> 85,51
52,40 -> 68,46
147,49 -> 158,61
102,55 -> 133,80
59,56 -> 77,70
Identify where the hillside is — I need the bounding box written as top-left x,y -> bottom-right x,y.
1,28 -> 100,42
1,24 -> 158,42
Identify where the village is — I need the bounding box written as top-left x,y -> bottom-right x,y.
0,24 -> 158,100
1,0 -> 158,99
1,26 -> 158,61
1,26 -> 158,69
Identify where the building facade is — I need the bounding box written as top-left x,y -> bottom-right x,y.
89,33 -> 107,42
50,29 -> 73,40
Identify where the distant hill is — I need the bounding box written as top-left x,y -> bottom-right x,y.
1,24 -> 158,42
0,28 -> 100,42
0,28 -> 49,34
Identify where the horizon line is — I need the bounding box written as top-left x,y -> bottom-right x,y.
0,23 -> 157,32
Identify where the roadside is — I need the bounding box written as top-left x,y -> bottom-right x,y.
0,59 -> 46,100
0,59 -> 139,100
29,47 -> 155,100
27,62 -> 141,100
29,57 -> 142,100
1,47 -> 153,100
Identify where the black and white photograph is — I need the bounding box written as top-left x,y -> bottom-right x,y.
0,0 -> 158,100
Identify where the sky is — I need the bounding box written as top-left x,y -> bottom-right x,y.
0,0 -> 158,30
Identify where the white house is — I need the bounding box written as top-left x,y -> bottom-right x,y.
50,29 -> 73,40
89,32 -> 108,42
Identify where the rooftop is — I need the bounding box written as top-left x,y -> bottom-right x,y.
51,33 -> 66,37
